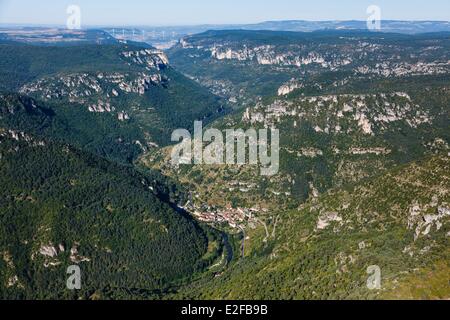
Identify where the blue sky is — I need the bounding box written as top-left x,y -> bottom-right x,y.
0,0 -> 449,26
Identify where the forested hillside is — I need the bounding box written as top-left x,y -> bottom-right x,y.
0,40 -> 227,159
0,93 -> 145,163
0,27 -> 449,301
0,132 -> 224,299
173,155 -> 450,299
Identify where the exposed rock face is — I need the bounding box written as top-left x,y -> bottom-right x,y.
317,211 -> 343,230
88,100 -> 115,113
408,198 -> 450,241
179,34 -> 450,78
7,275 -> 20,288
34,242 -> 90,267
208,44 -> 352,70
121,49 -> 169,70
39,245 -> 58,258
18,49 -> 170,122
70,244 -> 91,263
278,79 -> 304,96
19,70 -> 168,122
299,148 -> 323,158
309,182 -> 320,198
21,72 -> 166,102
0,129 -> 46,147
356,61 -> 450,77
242,92 -> 431,135
349,148 -> 391,155
118,111 -> 130,121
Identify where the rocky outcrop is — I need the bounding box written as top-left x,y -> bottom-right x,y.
39,245 -> 58,258
356,61 -> 450,77
242,92 -> 432,135
278,79 -> 304,96
317,211 -> 343,230
408,197 -> 450,241
121,49 -> 169,70
208,44 -> 352,70
21,71 -> 166,102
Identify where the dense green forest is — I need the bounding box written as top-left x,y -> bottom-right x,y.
0,37 -> 230,300
0,134 -> 226,299
0,40 -> 228,153
0,41 -> 153,91
0,92 -> 144,163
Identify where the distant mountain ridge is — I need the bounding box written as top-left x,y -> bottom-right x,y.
99,20 -> 450,48
241,20 -> 450,34
1,21 -> 449,50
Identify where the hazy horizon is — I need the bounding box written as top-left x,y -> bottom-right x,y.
1,0 -> 449,27
1,18 -> 450,29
